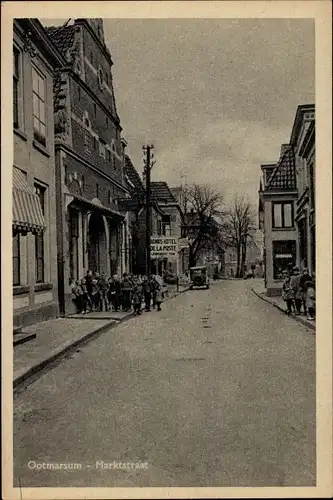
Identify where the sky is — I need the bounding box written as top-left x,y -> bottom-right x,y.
42,18 -> 315,209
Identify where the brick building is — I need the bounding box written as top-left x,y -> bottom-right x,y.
44,19 -> 130,314
119,156 -> 165,275
13,19 -> 66,329
258,104 -> 315,296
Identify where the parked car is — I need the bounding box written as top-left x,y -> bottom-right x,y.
189,266 -> 210,290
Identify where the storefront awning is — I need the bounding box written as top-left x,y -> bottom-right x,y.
12,168 -> 45,234
67,193 -> 125,221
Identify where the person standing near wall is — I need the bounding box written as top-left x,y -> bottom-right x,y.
142,276 -> 152,312
290,266 -> 302,315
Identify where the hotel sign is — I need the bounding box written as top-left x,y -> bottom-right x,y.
151,237 -> 178,258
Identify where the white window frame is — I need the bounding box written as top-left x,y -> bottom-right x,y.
32,66 -> 47,146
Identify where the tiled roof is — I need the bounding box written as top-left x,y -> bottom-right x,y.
124,156 -> 145,197
266,145 -> 296,191
45,25 -> 76,58
150,182 -> 177,204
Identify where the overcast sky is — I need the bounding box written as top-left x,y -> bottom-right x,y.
42,18 -> 314,208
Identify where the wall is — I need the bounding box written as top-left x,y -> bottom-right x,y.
263,196 -> 297,296
13,27 -> 58,327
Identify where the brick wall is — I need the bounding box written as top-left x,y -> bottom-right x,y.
81,27 -> 116,117
64,153 -> 122,211
69,76 -> 123,184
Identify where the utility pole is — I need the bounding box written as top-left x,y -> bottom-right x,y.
143,144 -> 155,276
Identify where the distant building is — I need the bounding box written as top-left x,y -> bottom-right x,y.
13,19 -> 66,329
119,155 -> 165,275
150,182 -> 185,275
44,18 -> 129,314
259,104 -> 315,296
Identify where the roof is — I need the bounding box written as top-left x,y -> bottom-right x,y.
150,182 -> 177,204
45,25 -> 77,59
265,145 -> 296,191
124,156 -> 145,197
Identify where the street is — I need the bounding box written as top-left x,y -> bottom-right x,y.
14,279 -> 316,487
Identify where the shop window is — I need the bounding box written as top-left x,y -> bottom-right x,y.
272,240 -> 296,280
13,47 -> 20,129
32,67 -> 46,146
34,184 -> 46,283
13,232 -> 20,285
272,202 -> 293,228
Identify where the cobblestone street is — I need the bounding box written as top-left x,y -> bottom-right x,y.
14,280 -> 316,487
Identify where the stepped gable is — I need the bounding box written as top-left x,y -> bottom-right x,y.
45,25 -> 76,59
266,145 -> 296,191
150,182 -> 177,204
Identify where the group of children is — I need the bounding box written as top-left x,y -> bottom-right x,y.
71,271 -> 164,315
282,266 -> 315,320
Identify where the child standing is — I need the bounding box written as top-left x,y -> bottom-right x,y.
81,278 -> 92,313
155,282 -> 164,311
132,279 -> 143,315
72,280 -> 84,313
91,276 -> 99,312
282,273 -> 294,316
305,278 -> 316,320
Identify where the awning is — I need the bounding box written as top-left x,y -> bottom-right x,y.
67,193 -> 125,220
12,168 -> 45,234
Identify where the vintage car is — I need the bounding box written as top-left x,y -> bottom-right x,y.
189,266 -> 210,290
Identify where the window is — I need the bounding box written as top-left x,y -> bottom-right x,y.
94,103 -> 97,117
107,149 -> 111,162
90,52 -> 94,65
82,175 -> 85,190
96,183 -> 99,198
106,116 -> 108,128
84,130 -> 92,153
34,184 -> 45,283
32,67 -> 46,146
272,240 -> 296,280
108,190 -> 112,204
113,155 -> 116,170
99,140 -> 106,159
93,136 -> 97,149
78,86 -> 81,101
272,202 -> 293,228
13,232 -> 20,285
13,48 -> 20,128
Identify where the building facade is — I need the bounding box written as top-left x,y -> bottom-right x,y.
13,19 -> 66,328
290,105 -> 316,275
44,19 -> 130,315
150,182 -> 185,276
259,104 -> 315,296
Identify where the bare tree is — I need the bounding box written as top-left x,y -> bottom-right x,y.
224,196 -> 257,278
181,184 -> 225,267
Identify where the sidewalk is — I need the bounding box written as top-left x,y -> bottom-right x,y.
13,284 -> 189,388
251,282 -> 315,332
